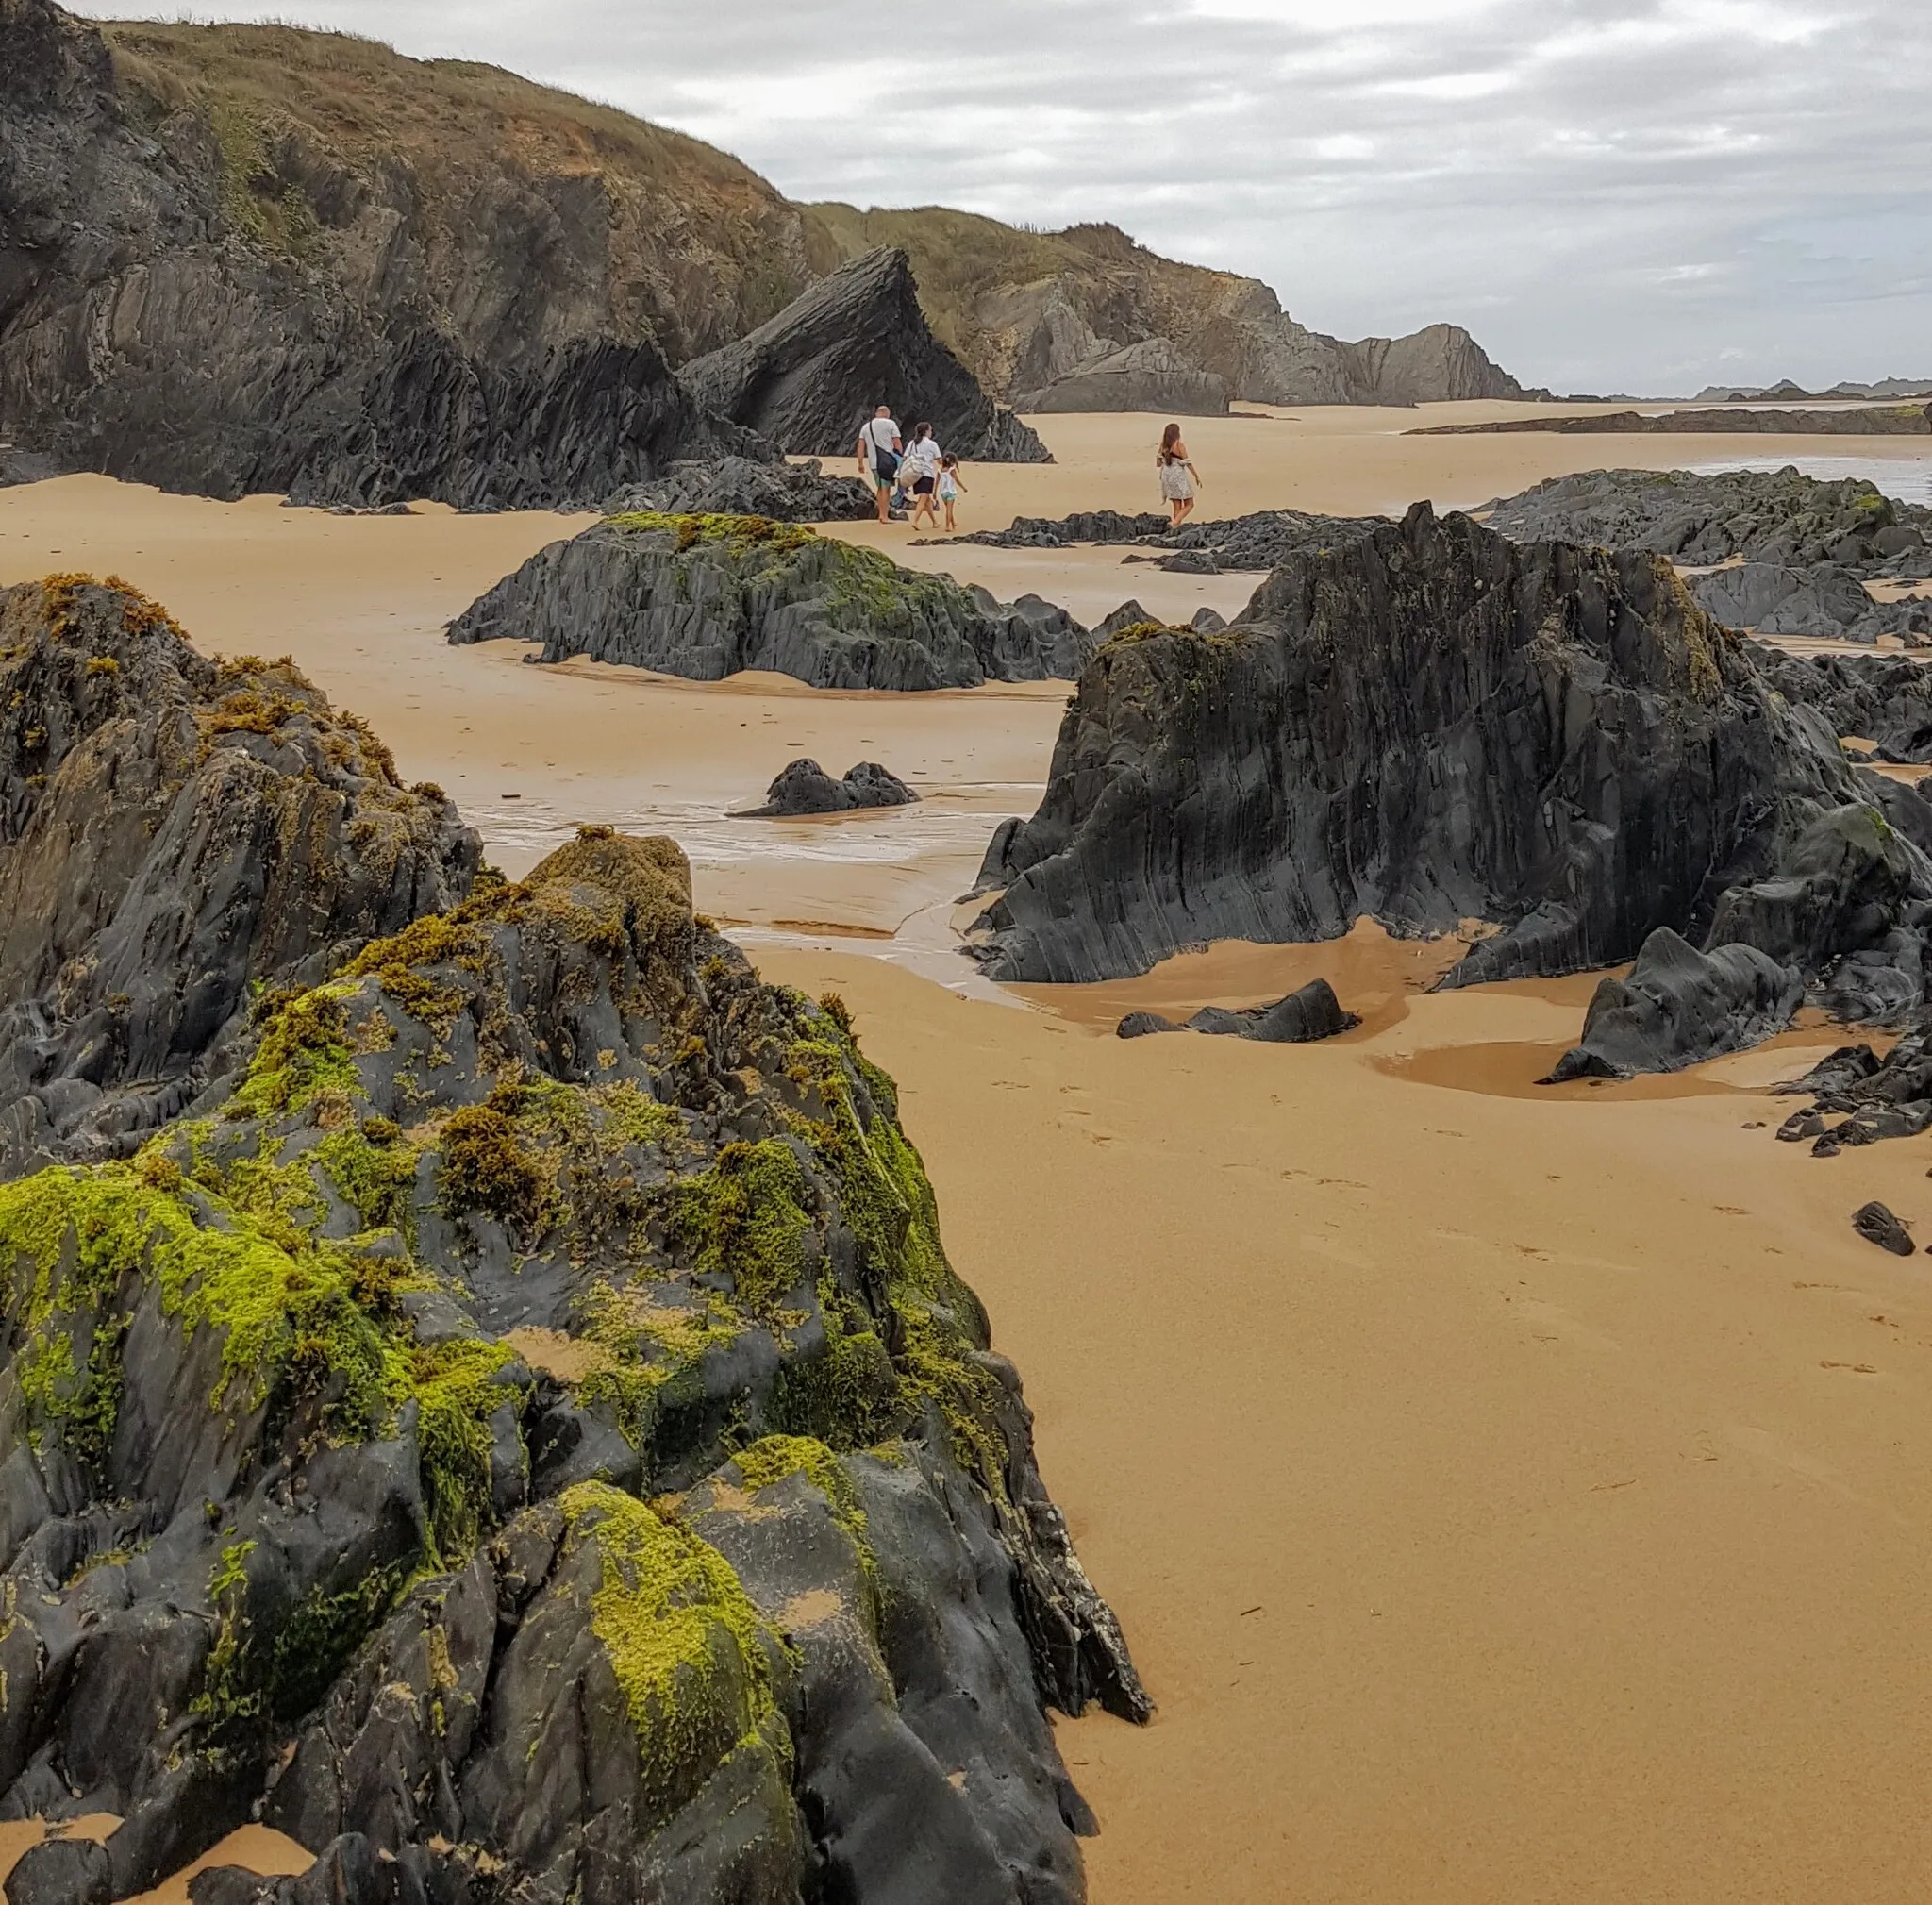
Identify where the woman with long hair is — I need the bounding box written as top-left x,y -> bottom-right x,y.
1157,422 -> 1201,526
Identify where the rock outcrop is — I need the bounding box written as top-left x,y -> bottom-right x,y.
1752,647 -> 1932,762
1543,929 -> 1803,1080
1116,978 -> 1357,1044
967,505 -> 1922,1000
448,512 -> 1094,692
740,760 -> 917,817
0,580 -> 1144,1904
603,457 -> 872,523
0,576 -> 475,1176
0,0 -> 774,509
1480,468 -> 1932,577
944,506 -> 1390,572
1853,1201 -> 1916,1254
1480,468 -> 1932,643
677,250 -> 1050,464
808,212 -> 1532,409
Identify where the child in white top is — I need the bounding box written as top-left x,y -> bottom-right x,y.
938,455 -> 967,532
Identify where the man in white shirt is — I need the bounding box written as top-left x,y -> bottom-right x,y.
856,406 -> 901,523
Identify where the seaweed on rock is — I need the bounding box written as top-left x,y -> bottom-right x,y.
0,576 -> 1141,1905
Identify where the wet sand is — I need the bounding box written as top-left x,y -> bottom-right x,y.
5,408 -> 1932,1900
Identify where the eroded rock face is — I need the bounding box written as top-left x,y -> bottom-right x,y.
0,0 -> 763,509
1019,338 -> 1227,415
0,587 -> 1145,1901
677,249 -> 1051,464
968,505 -> 1917,990
447,513 -> 1094,691
0,577 -> 475,1176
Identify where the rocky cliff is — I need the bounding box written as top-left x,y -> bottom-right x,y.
0,0 -> 770,508
967,506 -> 1921,1005
806,208 -> 1533,409
448,512 -> 1092,691
678,250 -> 1050,463
0,573 -> 1144,1905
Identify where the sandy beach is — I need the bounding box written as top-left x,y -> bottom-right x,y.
4,404 -> 1932,1901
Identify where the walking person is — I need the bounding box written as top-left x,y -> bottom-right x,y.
902,423 -> 943,534
1157,422 -> 1201,526
857,405 -> 902,523
938,454 -> 967,531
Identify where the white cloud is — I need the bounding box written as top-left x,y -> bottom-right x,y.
68,0 -> 1932,393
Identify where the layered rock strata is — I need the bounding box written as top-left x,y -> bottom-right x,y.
677,251 -> 1050,464
0,576 -> 1144,1905
448,513 -> 1093,691
967,506 -> 1924,1008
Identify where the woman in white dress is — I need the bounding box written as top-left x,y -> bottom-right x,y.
1157,422 -> 1200,526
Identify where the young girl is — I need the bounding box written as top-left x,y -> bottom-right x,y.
937,454 -> 967,531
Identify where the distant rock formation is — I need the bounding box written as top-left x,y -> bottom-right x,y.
1417,405 -> 1932,437
1693,377 -> 1932,403
944,505 -> 1391,572
1020,339 -> 1228,415
950,253 -> 1531,410
448,512 -> 1093,691
740,759 -> 917,816
677,250 -> 1051,463
967,506 -> 1921,1010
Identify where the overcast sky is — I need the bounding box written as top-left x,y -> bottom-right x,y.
76,0 -> 1932,394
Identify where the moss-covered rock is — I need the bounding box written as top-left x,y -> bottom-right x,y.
0,583 -> 1142,1905
446,514 -> 1092,691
